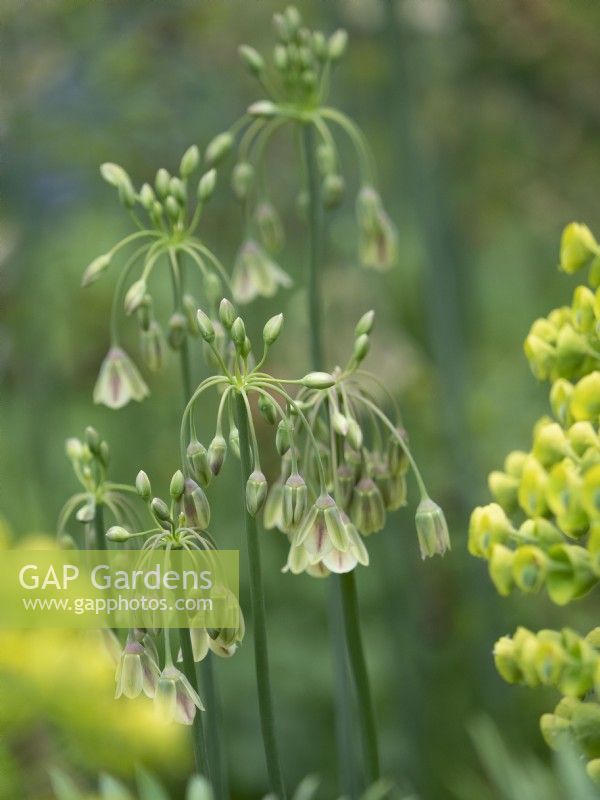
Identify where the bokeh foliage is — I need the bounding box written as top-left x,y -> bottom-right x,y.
2,0 -> 600,797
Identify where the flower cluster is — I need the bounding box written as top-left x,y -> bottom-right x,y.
494,626 -> 600,784
524,223 -> 600,383
203,4 -> 398,291
105,470 -> 244,724
58,426 -> 140,549
470,223 -> 600,783
84,147 -> 230,407
112,627 -> 204,726
181,299 -> 449,578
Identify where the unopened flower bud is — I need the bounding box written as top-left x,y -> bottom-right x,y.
219,298 -> 236,329
232,161 -> 254,200
323,173 -> 345,209
347,418 -> 363,450
106,525 -> 130,543
355,309 -> 375,336
246,470 -> 268,516
84,426 -> 101,454
136,470 -> 152,500
139,183 -> 155,210
183,478 -> 211,529
100,162 -> 134,200
187,439 -> 212,487
150,201 -> 164,226
256,202 -> 284,253
65,437 -> 84,462
82,253 -> 112,287
208,434 -> 227,476
204,273 -> 222,306
241,336 -> 252,358
196,309 -> 216,343
169,177 -> 187,204
122,278 -> 146,315
263,313 -> 284,345
328,29 -> 348,60
231,317 -> 246,347
332,412 -> 349,436
353,334 -> 370,363
301,371 -> 336,389
197,169 -> 217,202
170,470 -> 185,501
285,5 -> 301,33
258,393 -> 279,425
273,12 -> 289,41
283,472 -> 308,528
276,418 -> 293,455
180,144 -> 200,177
182,294 -> 200,336
248,100 -> 279,118
165,196 -> 180,222
58,533 -> 76,550
167,312 -> 187,350
239,44 -> 265,75
140,321 -> 165,372
155,168 -> 171,198
415,497 -> 450,559
151,498 -> 171,526
312,31 -> 327,59
205,132 -> 233,167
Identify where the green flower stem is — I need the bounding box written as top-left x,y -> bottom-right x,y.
180,627 -> 209,775
339,570 -> 380,784
94,502 -> 106,550
302,123 -> 324,372
301,120 -> 362,797
169,251 -> 226,797
234,391 -> 287,800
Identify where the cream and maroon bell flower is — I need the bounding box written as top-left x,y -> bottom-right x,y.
231,239 -> 292,304
154,665 -> 204,725
294,493 -> 348,561
356,186 -> 398,271
349,476 -> 386,535
415,496 -> 451,559
93,346 -> 149,409
114,639 -> 160,699
285,511 -> 369,576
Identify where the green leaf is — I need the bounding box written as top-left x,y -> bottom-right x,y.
49,769 -> 84,800
135,768 -> 170,800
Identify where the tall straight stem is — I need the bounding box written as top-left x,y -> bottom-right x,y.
171,252 -> 226,796
301,121 -> 380,792
94,502 -> 106,550
340,571 -> 380,784
234,392 -> 286,799
302,123 -> 324,371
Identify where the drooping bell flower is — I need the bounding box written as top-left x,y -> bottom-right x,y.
93,346 -> 149,409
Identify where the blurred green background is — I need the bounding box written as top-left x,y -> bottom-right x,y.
2,0 -> 600,797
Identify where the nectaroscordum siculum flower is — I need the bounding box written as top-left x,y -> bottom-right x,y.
57,426 -> 146,552
202,4 -> 398,286
82,147 -> 234,408
179,301 -> 448,578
